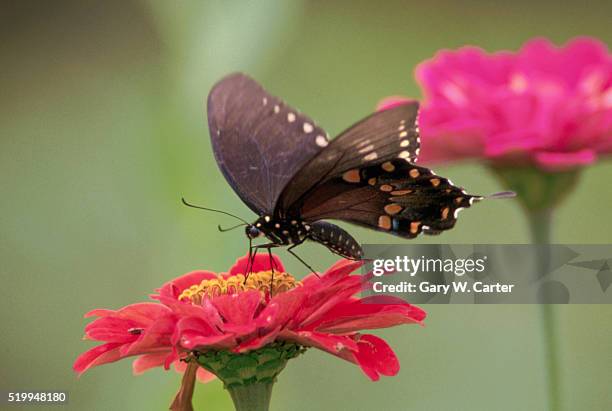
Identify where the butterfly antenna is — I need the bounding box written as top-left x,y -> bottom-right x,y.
217,223 -> 247,232
472,191 -> 516,202
487,191 -> 516,199
181,197 -> 249,224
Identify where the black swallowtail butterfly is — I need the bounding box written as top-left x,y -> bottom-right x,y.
196,73 -> 507,270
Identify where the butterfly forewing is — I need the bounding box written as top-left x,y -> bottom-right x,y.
208,73 -> 330,214
277,102 -> 420,212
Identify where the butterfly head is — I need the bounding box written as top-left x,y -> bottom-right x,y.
245,224 -> 263,239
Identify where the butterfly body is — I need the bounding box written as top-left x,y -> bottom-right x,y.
247,214 -> 311,246
246,216 -> 363,260
206,73 -> 486,265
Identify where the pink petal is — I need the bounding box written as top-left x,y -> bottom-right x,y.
301,259 -> 362,288
211,290 -> 262,327
257,287 -> 306,330
84,317 -> 139,342
174,360 -> 217,383
228,253 -> 285,276
121,314 -> 176,356
535,149 -> 596,170
313,296 -> 426,334
233,327 -> 282,353
73,343 -> 123,375
296,276 -> 363,326
376,96 -> 416,111
181,333 -> 235,351
195,368 -> 216,383
156,270 -> 218,300
84,309 -> 115,318
280,330 -> 359,356
132,352 -> 169,374
353,334 -> 400,381
176,317 -> 235,350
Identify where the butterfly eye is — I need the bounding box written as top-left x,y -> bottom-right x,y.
246,225 -> 261,239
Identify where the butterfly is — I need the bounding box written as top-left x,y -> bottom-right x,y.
195,73 -> 507,272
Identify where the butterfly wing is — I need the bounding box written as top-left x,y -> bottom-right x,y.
207,73 -> 330,214
276,102 -> 420,213
299,160 -> 481,238
277,102 -> 480,238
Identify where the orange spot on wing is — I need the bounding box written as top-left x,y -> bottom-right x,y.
382,162 -> 395,172
384,204 -> 402,215
378,215 -> 392,230
342,169 -> 361,183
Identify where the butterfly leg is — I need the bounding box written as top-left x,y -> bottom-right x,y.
248,243 -> 281,274
287,243 -> 318,277
245,238 -> 254,280
266,246 -> 278,273
247,243 -> 282,293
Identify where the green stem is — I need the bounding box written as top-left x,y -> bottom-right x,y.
227,382 -> 273,411
527,208 -> 561,411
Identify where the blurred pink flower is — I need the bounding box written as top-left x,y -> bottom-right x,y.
380,37 -> 612,171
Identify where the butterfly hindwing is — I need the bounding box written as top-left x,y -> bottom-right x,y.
208,73 -> 330,214
277,102 -> 420,213
298,159 -> 481,238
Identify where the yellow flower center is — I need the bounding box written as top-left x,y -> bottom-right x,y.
178,271 -> 301,304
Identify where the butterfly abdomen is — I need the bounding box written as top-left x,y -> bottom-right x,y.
309,221 -> 363,260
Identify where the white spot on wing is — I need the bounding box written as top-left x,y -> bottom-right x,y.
303,122 -> 314,133
287,113 -> 296,122
398,151 -> 410,159
358,144 -> 374,153
315,135 -> 328,147
262,97 -> 268,105
400,140 -> 410,147
364,152 -> 378,161
274,105 -> 280,113
357,139 -> 371,148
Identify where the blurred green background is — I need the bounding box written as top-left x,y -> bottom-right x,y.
2,1 -> 611,410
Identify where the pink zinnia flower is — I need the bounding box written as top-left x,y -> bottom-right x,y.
74,253 -> 426,382
155,254 -> 425,381
380,37 -> 612,171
